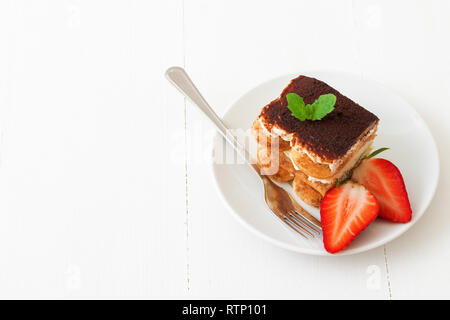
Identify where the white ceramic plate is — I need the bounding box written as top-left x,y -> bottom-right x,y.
211,71 -> 439,256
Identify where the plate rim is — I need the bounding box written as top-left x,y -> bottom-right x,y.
210,70 -> 440,256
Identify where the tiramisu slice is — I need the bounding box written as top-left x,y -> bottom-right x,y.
252,75 -> 379,207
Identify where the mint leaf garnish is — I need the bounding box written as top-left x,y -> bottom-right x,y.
286,93 -> 336,121
365,147 -> 389,159
286,93 -> 306,121
310,94 -> 336,120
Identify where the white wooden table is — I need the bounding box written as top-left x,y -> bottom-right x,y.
0,0 -> 448,299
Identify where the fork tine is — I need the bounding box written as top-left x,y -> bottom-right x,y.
282,217 -> 310,239
288,213 -> 320,236
285,214 -> 315,237
288,194 -> 322,231
292,210 -> 322,232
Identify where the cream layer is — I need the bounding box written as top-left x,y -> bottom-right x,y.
258,117 -> 377,174
284,137 -> 373,184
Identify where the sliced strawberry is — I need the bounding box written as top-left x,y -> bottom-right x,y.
320,182 -> 379,254
352,158 -> 412,223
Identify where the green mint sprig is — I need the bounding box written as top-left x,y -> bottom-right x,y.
335,179 -> 348,188
335,147 -> 390,188
286,93 -> 336,121
364,147 -> 389,159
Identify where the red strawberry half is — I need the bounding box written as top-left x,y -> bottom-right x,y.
320,182 -> 379,254
352,158 -> 412,223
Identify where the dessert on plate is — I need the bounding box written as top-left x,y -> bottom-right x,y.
252,75 -> 379,207
251,74 -> 412,254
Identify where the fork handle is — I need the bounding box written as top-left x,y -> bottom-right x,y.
165,66 -> 259,174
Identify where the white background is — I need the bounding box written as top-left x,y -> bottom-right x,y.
0,0 -> 448,299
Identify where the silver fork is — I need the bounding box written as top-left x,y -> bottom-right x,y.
165,66 -> 321,239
